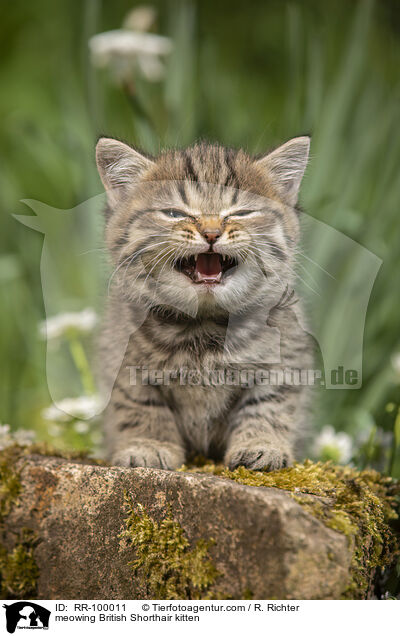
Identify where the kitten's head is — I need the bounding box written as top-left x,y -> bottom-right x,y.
96,137 -> 309,316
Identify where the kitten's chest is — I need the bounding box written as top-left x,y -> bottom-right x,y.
160,380 -> 236,453
162,375 -> 234,418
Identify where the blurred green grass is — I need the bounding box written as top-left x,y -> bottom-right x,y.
1,0 -> 400,474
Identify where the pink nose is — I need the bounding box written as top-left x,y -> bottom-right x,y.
202,229 -> 221,244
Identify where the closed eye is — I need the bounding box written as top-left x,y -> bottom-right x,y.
228,209 -> 262,218
160,208 -> 190,220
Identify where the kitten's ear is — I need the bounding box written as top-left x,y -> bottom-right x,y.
96,137 -> 154,207
256,136 -> 310,205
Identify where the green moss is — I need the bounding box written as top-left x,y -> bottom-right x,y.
0,445 -> 40,598
182,459 -> 400,599
0,441 -> 108,464
120,494 -> 220,599
0,443 -> 106,600
0,529 -> 39,598
0,452 -> 22,526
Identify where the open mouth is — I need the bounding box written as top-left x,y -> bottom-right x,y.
174,252 -> 239,284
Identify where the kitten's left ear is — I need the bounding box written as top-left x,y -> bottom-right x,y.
96,137 -> 154,208
256,136 -> 310,206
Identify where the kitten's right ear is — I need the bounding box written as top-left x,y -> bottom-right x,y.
96,137 -> 154,207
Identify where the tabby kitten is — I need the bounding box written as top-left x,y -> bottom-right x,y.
96,136 -> 312,471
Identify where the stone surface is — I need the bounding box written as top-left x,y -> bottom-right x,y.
5,455 -> 352,599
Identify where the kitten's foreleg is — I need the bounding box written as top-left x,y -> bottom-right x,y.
224,388 -> 300,471
107,385 -> 185,470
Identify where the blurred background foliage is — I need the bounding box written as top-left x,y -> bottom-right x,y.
1,0 -> 400,475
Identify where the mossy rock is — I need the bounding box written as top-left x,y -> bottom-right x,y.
0,443 -> 104,599
0,446 -> 398,599
182,459 -> 400,598
121,497 -> 220,599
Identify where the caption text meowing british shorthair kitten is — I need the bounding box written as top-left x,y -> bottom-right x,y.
96,136 -> 313,471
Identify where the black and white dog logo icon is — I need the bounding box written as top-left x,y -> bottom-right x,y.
3,602 -> 50,633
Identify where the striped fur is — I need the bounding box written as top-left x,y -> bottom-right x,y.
96,136 -> 313,470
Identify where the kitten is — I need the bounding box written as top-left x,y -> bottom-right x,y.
96,136 -> 313,471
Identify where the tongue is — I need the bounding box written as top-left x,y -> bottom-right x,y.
195,253 -> 222,281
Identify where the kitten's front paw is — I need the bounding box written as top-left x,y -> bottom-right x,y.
225,443 -> 293,472
111,440 -> 185,470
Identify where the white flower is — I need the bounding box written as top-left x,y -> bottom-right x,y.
312,426 -> 353,464
74,420 -> 90,434
123,6 -> 157,32
0,424 -> 36,450
39,308 -> 98,340
41,404 -> 71,422
41,395 -> 102,422
0,424 -> 12,450
13,429 -> 36,446
89,30 -> 172,62
89,30 -> 173,82
0,424 -> 11,437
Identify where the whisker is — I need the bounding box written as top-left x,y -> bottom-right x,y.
294,247 -> 336,279
107,240 -> 172,295
133,246 -> 175,293
138,247 -> 177,304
